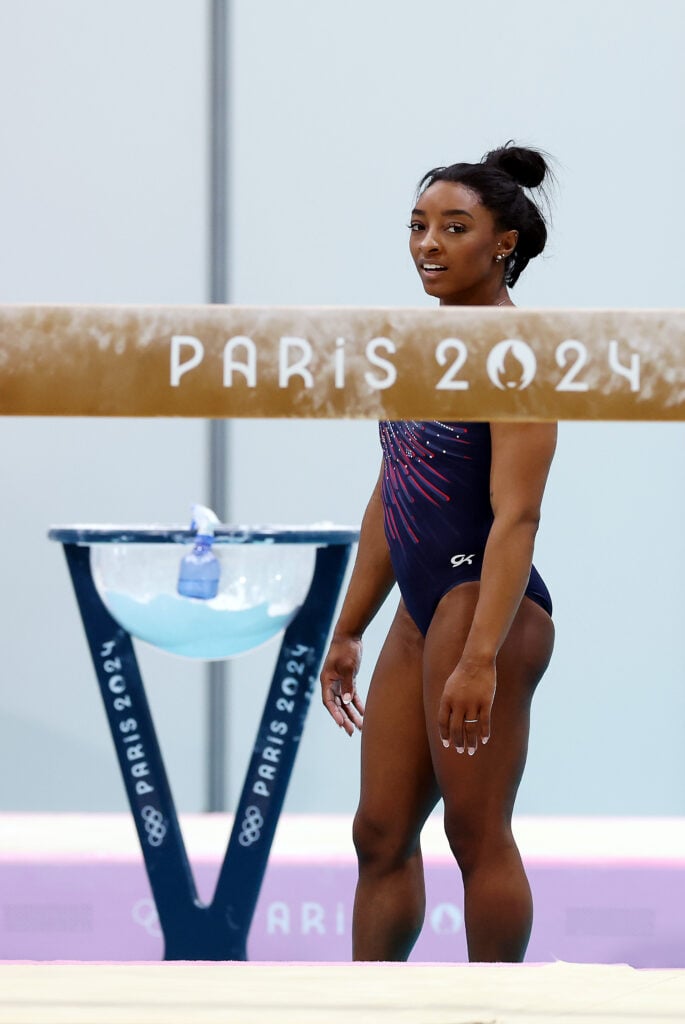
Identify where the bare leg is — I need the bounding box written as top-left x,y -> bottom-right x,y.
423,583 -> 554,962
352,600 -> 441,961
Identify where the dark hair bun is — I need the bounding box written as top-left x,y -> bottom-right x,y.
484,144 -> 547,189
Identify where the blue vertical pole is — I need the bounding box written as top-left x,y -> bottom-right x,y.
207,0 -> 230,811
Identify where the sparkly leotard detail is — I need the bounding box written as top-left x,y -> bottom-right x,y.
379,420 -> 552,635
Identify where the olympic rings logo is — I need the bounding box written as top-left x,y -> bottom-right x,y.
141,805 -> 167,848
238,805 -> 264,847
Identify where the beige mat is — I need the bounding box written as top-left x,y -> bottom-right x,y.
1,961 -> 685,1023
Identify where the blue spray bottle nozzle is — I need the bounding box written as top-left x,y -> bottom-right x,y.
177,504 -> 221,600
189,503 -> 220,537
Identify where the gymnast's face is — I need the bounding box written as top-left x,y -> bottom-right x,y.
409,180 -> 516,305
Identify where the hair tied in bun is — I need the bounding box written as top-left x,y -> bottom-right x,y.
484,143 -> 547,189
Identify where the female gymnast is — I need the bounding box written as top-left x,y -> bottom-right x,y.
319,143 -> 556,963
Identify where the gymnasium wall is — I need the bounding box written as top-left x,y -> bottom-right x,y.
1,0 -> 683,815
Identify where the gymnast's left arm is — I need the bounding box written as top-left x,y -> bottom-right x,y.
437,422 -> 557,751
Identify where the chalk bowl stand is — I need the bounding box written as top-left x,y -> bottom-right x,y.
48,523 -> 358,961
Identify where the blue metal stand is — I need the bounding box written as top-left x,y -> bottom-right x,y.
50,527 -> 355,960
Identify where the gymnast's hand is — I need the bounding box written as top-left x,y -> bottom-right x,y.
320,634 -> 365,736
438,657 -> 496,755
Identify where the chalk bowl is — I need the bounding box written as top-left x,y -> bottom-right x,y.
91,541 -> 316,660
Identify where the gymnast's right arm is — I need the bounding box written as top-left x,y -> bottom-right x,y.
320,464 -> 395,735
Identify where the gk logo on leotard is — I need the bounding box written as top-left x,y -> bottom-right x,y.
486,340 -> 537,390
451,554 -> 475,568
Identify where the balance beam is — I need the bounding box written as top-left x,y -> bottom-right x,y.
0,304 -> 683,420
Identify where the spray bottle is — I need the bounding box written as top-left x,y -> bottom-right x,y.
177,504 -> 221,600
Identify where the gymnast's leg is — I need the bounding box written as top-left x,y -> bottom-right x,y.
352,599 -> 441,961
423,582 -> 554,962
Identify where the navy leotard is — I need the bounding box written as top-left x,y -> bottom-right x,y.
379,420 -> 552,636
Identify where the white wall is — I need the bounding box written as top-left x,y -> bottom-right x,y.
0,0 -> 683,818
0,1 -> 209,810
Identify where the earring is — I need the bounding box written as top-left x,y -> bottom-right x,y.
495,254 -> 504,262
